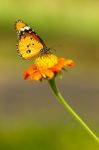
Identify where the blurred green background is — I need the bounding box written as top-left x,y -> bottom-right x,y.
0,0 -> 99,149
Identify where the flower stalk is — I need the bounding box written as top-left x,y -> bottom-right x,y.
23,52 -> 98,143
48,78 -> 99,143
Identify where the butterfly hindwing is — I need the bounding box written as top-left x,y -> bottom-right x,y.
15,20 -> 47,59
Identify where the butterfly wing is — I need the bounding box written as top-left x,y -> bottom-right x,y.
17,32 -> 44,60
15,20 -> 47,59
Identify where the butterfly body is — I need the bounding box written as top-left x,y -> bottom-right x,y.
15,20 -> 49,59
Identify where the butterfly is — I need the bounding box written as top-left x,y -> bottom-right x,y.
15,20 -> 49,59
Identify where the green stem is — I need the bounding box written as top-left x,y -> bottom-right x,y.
48,78 -> 99,143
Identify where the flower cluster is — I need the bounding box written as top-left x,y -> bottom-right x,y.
24,54 -> 75,81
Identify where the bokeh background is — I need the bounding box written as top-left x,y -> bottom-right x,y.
0,0 -> 99,149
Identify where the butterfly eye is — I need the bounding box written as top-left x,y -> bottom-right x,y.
26,50 -> 31,54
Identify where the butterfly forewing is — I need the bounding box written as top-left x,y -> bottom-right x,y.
18,33 -> 44,59
15,20 -> 47,59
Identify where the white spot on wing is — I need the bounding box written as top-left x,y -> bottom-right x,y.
18,26 -> 31,34
24,26 -> 31,30
20,28 -> 25,31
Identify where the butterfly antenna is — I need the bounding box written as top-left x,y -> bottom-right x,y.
48,47 -> 56,53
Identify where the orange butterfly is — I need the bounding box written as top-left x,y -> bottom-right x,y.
15,20 -> 49,59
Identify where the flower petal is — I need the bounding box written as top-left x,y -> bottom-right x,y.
24,72 -> 29,79
30,71 -> 42,80
24,64 -> 38,79
50,58 -> 66,72
45,69 -> 54,79
65,59 -> 75,67
39,68 -> 47,78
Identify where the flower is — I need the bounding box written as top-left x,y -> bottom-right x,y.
24,54 -> 75,81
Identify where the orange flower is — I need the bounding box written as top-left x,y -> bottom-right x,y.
24,54 -> 75,81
